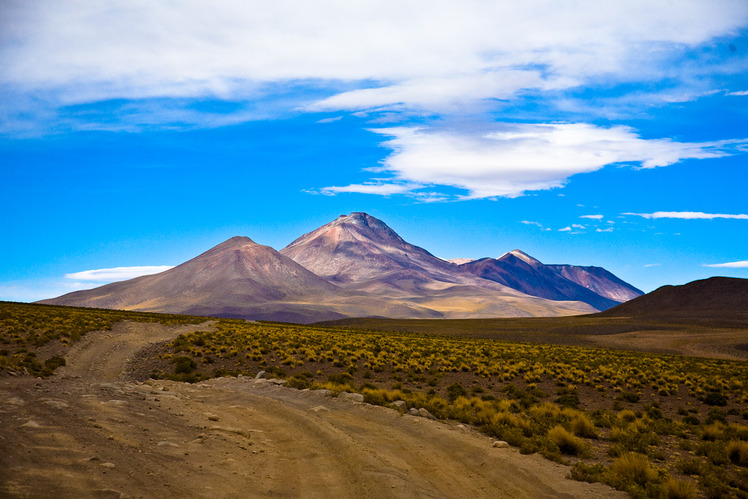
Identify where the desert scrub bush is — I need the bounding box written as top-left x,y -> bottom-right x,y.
547,425 -> 587,456
571,413 -> 598,439
726,440 -> 748,466
663,478 -> 697,499
608,452 -> 658,488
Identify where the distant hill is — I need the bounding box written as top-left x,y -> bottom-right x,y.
40,212 -> 645,321
600,276 -> 748,322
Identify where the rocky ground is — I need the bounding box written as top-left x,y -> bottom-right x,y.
0,321 -> 625,498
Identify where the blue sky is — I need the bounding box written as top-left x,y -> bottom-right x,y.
1,0 -> 748,301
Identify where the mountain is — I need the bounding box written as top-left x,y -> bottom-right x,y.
280,212 -> 461,285
599,276 -> 748,321
40,212 -> 643,322
280,213 -> 598,317
39,237 -> 354,322
459,250 -> 642,310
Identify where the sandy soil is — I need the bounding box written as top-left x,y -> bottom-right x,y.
0,321 -> 625,498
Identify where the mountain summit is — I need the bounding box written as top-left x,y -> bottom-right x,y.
280,212 -> 458,284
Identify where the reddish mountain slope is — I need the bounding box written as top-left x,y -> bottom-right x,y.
599,276 -> 748,321
39,237 -> 349,322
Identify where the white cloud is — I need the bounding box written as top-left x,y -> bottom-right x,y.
322,124 -> 746,199
624,211 -> 748,220
64,265 -> 174,282
559,227 -> 572,232
644,263 -> 661,267
318,182 -> 418,196
2,0 -> 747,126
521,221 -> 543,226
596,227 -> 614,232
703,260 -> 748,268
728,91 -> 748,96
581,214 -> 604,220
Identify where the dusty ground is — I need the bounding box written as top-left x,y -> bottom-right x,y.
0,321 -> 626,498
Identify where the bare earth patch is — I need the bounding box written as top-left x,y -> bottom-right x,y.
0,321 -> 624,498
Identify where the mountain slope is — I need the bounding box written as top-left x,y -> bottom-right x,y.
547,264 -> 643,303
459,250 -> 642,310
460,251 -> 622,310
599,276 -> 748,321
39,237 -> 350,322
280,212 -> 461,284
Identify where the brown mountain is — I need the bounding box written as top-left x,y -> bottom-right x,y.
280,213 -> 598,317
599,276 -> 748,322
39,236 -> 351,322
460,250 -> 642,310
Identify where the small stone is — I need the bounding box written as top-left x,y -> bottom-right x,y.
254,371 -> 267,380
338,392 -> 364,403
21,420 -> 41,429
101,462 -> 116,468
206,414 -> 219,421
43,400 -> 69,409
389,400 -> 407,411
417,408 -> 437,420
408,408 -> 420,416
493,440 -> 510,449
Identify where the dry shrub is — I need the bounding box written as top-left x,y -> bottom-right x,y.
610,452 -> 657,486
547,425 -> 586,456
664,478 -> 697,499
726,440 -> 748,466
571,413 -> 598,439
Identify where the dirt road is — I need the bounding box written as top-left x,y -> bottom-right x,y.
0,321 -> 625,498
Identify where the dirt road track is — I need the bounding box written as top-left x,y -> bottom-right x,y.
0,321 -> 625,498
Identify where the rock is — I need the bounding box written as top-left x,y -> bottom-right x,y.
206,413 -> 219,421
157,441 -> 179,447
102,399 -> 128,407
315,389 -> 333,397
390,400 -> 407,411
255,371 -> 267,380
21,420 -> 41,428
417,408 -> 437,420
267,379 -> 287,385
310,405 -> 331,412
338,392 -> 365,403
101,462 -> 116,469
43,400 -> 69,409
408,408 -> 420,416
493,440 -> 510,448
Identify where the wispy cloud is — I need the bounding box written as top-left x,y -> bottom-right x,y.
581,214 -> 604,220
644,263 -> 661,267
321,124 -> 746,199
318,182 -> 419,196
703,260 -> 748,268
64,266 -> 173,282
624,211 -> 748,220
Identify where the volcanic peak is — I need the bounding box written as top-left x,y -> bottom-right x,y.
499,249 -> 542,267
